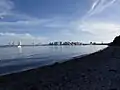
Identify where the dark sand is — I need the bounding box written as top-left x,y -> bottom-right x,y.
0,46 -> 120,90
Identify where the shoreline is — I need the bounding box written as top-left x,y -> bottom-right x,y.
1,46 -> 120,90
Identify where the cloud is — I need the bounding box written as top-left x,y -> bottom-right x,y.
81,21 -> 120,33
0,19 -> 49,26
0,0 -> 14,18
0,1 -> 51,44
45,20 -> 120,42
73,0 -> 120,42
0,32 -> 15,36
0,0 -> 71,33
0,16 -> 71,34
90,0 -> 116,14
78,21 -> 120,42
82,0 -> 117,21
88,0 -> 100,14
0,0 -> 119,43
0,0 -> 44,21
0,32 -> 48,45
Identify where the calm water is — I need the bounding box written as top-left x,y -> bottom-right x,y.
0,45 -> 107,75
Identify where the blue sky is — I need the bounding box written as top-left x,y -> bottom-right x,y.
0,0 -> 120,45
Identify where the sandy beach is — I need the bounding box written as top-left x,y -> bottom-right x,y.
0,46 -> 120,90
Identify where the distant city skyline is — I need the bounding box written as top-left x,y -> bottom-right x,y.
5,40 -> 108,46
0,0 -> 120,45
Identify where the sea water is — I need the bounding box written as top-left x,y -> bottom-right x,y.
0,45 -> 107,75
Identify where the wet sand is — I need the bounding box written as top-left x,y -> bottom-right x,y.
0,46 -> 120,90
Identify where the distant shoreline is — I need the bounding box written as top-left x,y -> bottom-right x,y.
0,44 -> 108,48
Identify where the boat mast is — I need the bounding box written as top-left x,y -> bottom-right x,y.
18,41 -> 22,46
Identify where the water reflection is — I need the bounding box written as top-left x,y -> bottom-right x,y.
18,47 -> 22,53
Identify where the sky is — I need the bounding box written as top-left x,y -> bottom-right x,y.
0,0 -> 120,45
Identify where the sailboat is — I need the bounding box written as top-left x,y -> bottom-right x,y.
18,41 -> 22,48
